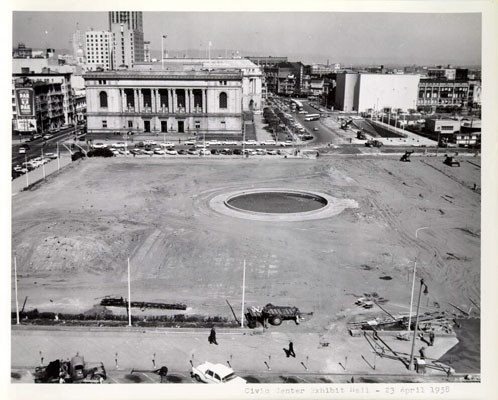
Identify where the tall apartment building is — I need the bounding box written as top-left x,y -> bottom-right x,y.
109,11 -> 144,67
85,30 -> 114,70
13,70 -> 75,125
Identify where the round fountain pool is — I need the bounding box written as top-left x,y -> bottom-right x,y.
209,188 -> 358,222
225,190 -> 327,214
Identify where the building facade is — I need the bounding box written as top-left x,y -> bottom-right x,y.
13,71 -> 75,125
417,79 -> 470,109
12,77 -> 64,134
84,70 -> 244,137
85,31 -> 114,70
109,11 -> 144,66
335,73 -> 420,113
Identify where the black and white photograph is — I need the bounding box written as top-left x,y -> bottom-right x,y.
5,1 -> 498,399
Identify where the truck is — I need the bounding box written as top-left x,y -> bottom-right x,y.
34,353 -> 106,383
245,303 -> 311,328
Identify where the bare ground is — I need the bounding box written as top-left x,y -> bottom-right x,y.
12,156 -> 480,333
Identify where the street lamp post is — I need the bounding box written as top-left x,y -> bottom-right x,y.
408,279 -> 429,370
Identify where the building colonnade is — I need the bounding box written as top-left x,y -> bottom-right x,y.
118,88 -> 208,114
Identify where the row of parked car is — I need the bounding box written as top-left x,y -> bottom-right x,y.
92,139 -> 295,149
13,153 -> 58,176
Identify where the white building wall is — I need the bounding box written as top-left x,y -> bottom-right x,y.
356,74 -> 420,112
335,73 -> 359,112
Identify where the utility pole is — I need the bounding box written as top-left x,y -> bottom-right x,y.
127,257 -> 132,327
57,141 -> 60,171
409,227 -> 428,331
408,279 -> 428,370
14,256 -> 20,325
241,259 -> 246,328
24,153 -> 29,188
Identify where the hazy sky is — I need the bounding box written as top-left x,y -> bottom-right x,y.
12,12 -> 481,66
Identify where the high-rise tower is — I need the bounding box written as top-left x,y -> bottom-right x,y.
108,11 -> 144,67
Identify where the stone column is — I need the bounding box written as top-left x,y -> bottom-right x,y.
202,89 -> 206,114
168,89 -> 173,113
190,89 -> 195,113
133,89 -> 138,112
156,89 -> 161,112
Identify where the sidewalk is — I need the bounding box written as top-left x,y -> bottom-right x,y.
11,325 -> 458,378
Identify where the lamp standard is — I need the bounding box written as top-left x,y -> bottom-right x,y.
408,279 -> 429,370
408,227 -> 429,331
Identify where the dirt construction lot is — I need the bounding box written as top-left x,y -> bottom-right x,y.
12,156 -> 480,332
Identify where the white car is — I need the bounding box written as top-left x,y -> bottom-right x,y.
160,142 -> 176,148
243,140 -> 258,146
154,149 -> 165,155
184,140 -> 196,146
111,149 -> 120,156
191,362 -> 246,384
223,141 -> 238,146
44,152 -> 58,159
92,142 -> 107,149
144,140 -> 157,146
165,149 -> 177,155
199,149 -> 210,156
266,149 -> 278,155
261,140 -> 277,146
280,141 -> 294,147
196,143 -> 210,148
142,149 -> 154,155
207,140 -> 219,145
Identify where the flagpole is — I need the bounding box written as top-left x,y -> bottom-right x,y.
14,256 -> 20,325
127,257 -> 131,327
161,36 -> 164,70
208,41 -> 211,71
241,259 -> 246,328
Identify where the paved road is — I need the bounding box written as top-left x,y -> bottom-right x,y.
12,127 -> 81,167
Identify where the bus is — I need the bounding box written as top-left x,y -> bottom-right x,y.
290,99 -> 304,112
304,114 -> 320,121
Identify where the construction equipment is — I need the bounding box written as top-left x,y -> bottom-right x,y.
34,353 -> 106,383
365,139 -> 383,148
356,130 -> 367,140
245,304 -> 312,328
443,156 -> 460,167
340,119 -> 353,129
400,150 -> 414,162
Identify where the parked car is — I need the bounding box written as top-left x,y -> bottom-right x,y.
187,149 -> 199,155
154,149 -> 166,155
191,362 -> 246,384
199,149 -> 210,156
44,152 -> 58,159
142,149 -> 154,155
130,149 -> 142,155
233,149 -> 242,155
280,141 -> 293,147
32,134 -> 42,140
43,134 -> 53,140
261,140 -> 276,146
165,149 -> 177,155
160,142 -> 176,148
177,149 -> 187,155
92,142 -> 107,149
220,148 -> 233,155
266,149 -> 278,155
184,140 -> 196,146
210,149 -> 219,155
196,143 -> 210,148
144,140 -> 156,146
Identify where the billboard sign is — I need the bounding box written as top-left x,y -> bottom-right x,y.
16,88 -> 35,116
16,118 -> 37,132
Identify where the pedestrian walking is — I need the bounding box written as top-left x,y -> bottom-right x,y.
419,347 -> 426,359
286,341 -> 296,358
429,331 -> 435,346
208,327 -> 218,345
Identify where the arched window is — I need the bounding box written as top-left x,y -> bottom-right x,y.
99,91 -> 108,108
219,92 -> 227,109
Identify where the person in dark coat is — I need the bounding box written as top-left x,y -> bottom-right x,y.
419,347 -> 426,359
208,327 -> 218,345
429,331 -> 435,346
287,341 -> 296,358
154,366 -> 168,383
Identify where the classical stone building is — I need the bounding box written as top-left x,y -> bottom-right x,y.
84,59 -> 262,138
